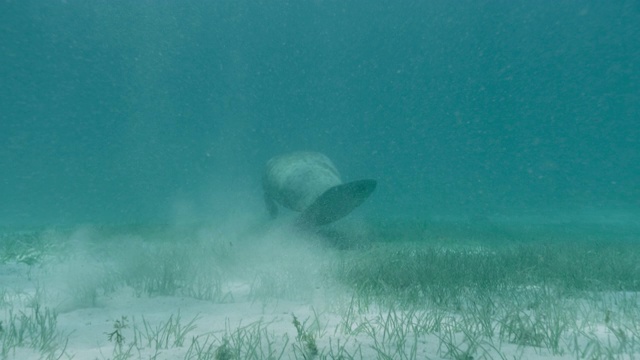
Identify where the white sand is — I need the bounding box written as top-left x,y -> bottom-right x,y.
1,218 -> 639,359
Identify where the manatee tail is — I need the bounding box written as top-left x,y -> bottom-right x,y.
298,179 -> 377,226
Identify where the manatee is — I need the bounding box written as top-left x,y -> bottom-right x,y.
262,151 -> 376,226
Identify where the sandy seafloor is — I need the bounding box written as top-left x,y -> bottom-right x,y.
1,209 -> 640,359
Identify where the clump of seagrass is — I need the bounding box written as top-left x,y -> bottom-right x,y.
292,314 -> 318,359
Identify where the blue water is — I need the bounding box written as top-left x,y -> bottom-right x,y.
1,1 -> 638,227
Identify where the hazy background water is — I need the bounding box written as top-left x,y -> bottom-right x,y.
1,1 -> 638,227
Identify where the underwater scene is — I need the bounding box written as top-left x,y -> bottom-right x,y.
1,1 -> 639,359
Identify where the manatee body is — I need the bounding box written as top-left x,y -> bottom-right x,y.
262,151 -> 376,226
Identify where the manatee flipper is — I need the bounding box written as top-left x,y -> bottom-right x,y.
264,193 -> 279,219
299,179 -> 377,226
